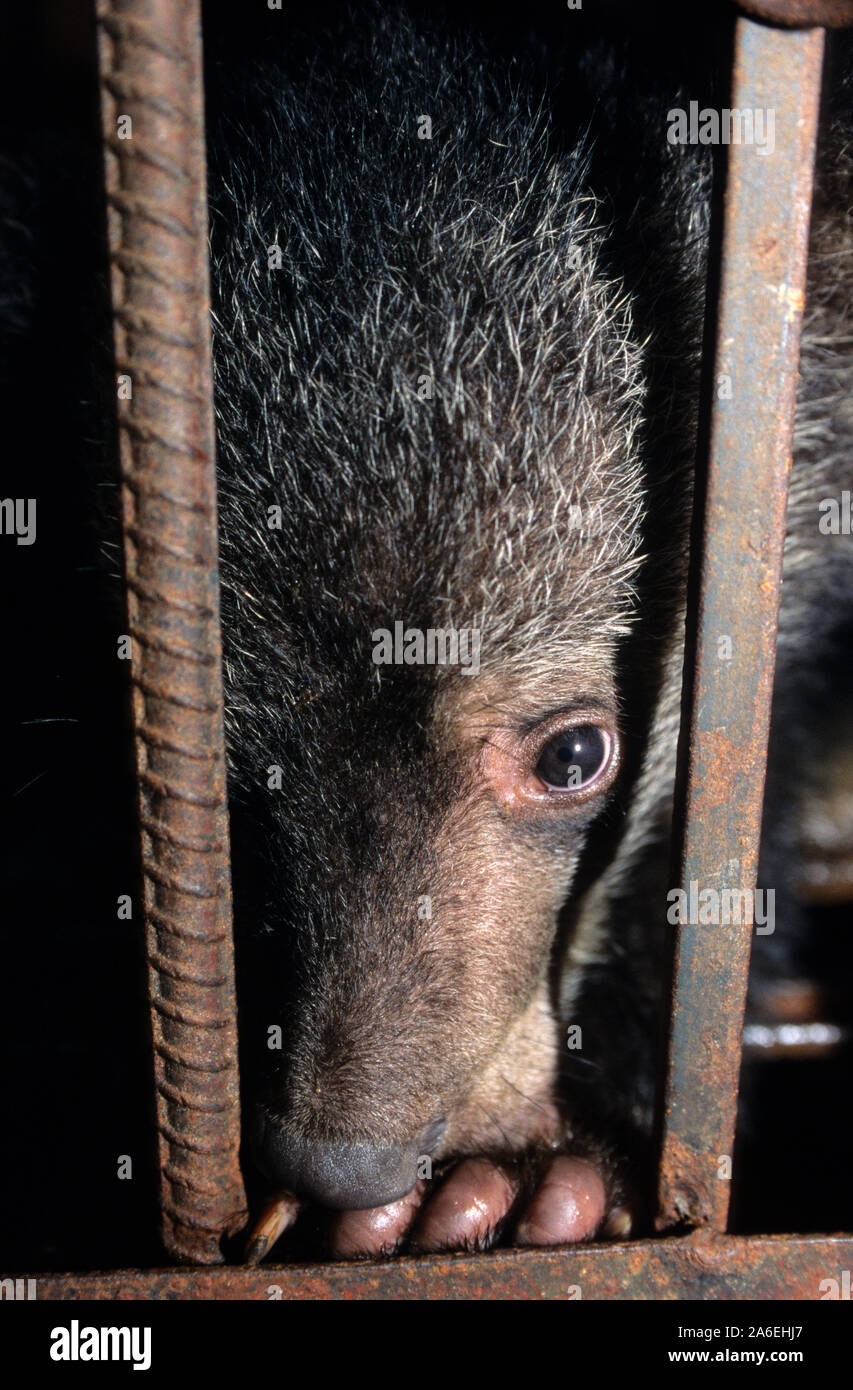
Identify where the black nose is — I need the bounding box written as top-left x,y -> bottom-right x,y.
254,1117 -> 446,1210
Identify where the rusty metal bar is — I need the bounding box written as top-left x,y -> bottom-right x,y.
739,0 -> 853,26
657,20 -> 825,1232
26,1233 -> 853,1300
96,0 -> 247,1262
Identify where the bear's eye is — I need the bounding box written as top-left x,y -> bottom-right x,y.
535,725 -> 611,791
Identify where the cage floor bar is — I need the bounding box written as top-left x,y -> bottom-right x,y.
25,1233 -> 853,1300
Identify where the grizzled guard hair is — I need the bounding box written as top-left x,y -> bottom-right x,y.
210,6 -> 649,1203
203,1 -> 853,1249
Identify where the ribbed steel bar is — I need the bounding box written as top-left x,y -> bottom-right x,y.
96,0 -> 247,1263
657,20 -> 825,1232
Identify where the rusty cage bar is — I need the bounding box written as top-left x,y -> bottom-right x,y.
35,0 -> 853,1295
656,17 -> 826,1235
96,0 -> 247,1265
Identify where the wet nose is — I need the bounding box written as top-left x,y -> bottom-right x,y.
254,1117 -> 446,1209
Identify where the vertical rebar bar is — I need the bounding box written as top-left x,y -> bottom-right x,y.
96,0 -> 247,1263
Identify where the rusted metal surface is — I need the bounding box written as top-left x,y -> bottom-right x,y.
96,0 -> 247,1262
657,21 -> 825,1233
738,0 -> 853,26
25,1233 -> 853,1300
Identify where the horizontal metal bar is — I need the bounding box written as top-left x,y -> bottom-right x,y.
25,1234 -> 853,1300
738,0 -> 853,26
657,19 -> 825,1233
